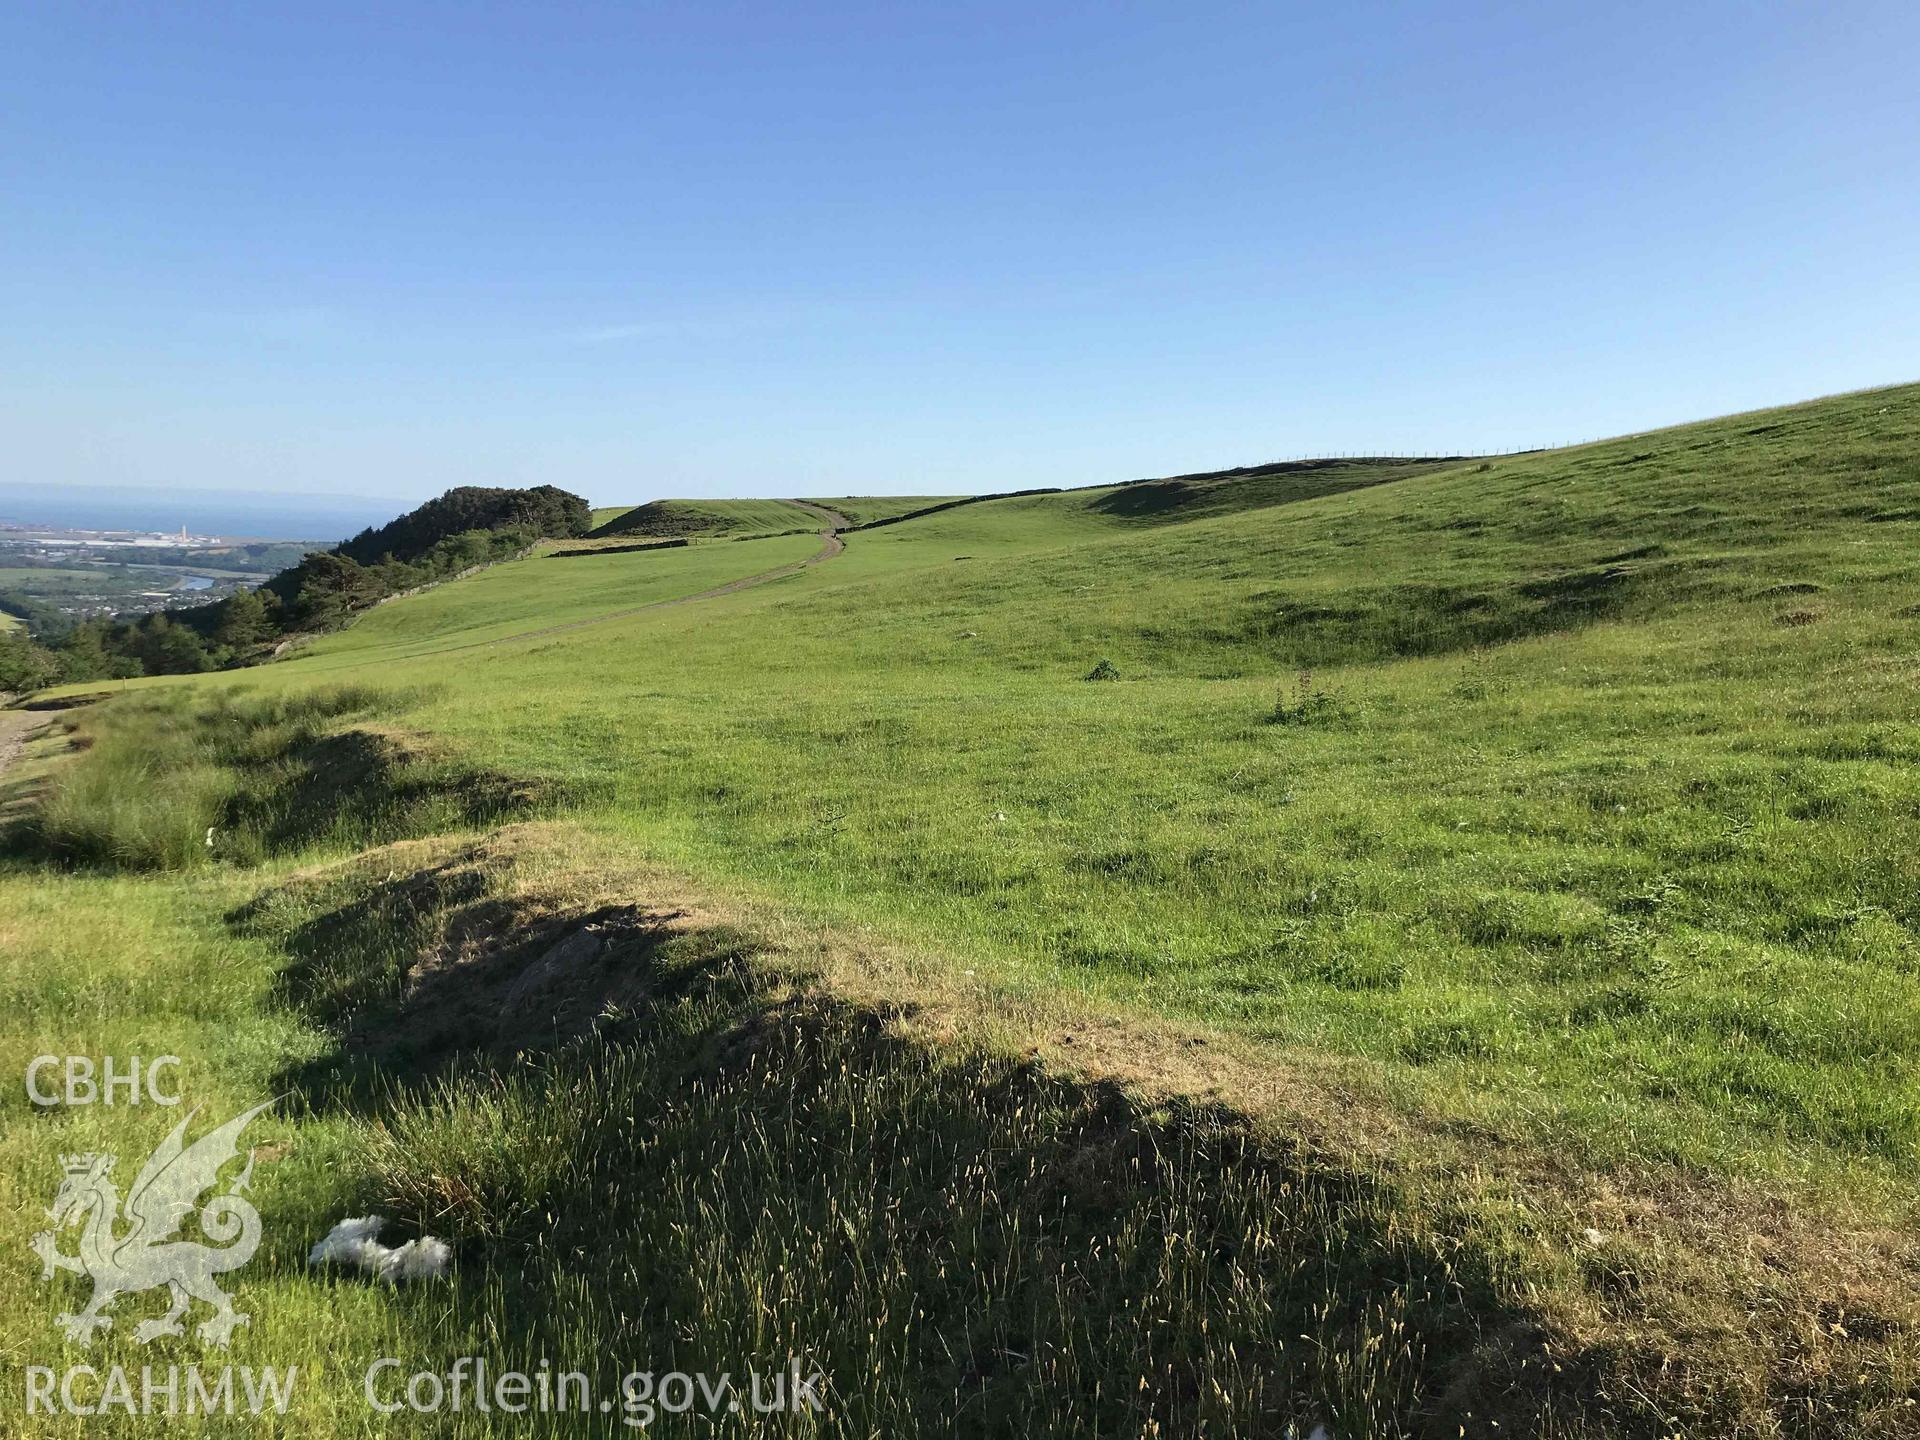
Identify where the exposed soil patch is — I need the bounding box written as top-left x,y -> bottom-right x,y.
789,499 -> 852,530
406,899 -> 710,1056
0,708 -> 39,785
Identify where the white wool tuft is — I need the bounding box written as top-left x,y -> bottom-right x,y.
383,1235 -> 454,1281
314,1215 -> 387,1249
309,1215 -> 451,1283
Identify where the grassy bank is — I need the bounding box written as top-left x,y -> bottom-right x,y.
9,760 -> 1906,1435
0,721 -> 1615,1436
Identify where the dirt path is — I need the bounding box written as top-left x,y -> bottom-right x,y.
790,500 -> 851,530
419,510 -> 849,659
0,708 -> 40,787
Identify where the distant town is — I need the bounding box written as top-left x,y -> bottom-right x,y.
0,519 -> 318,627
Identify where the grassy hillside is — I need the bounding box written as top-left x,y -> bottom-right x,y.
1084,454 -> 1463,524
292,532 -> 822,666
7,383 -> 1920,1436
804,494 -> 967,525
589,497 -> 831,540
289,385 -> 1920,1175
590,496 -> 966,540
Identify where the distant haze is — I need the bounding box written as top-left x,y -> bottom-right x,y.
0,483 -> 395,542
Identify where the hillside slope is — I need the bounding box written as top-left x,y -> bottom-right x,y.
283,381 -> 1920,1186
1085,453 -> 1464,524
9,382 -> 1919,1436
589,497 -> 831,540
805,494 -> 967,525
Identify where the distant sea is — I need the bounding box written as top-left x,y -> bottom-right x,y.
0,482 -> 399,543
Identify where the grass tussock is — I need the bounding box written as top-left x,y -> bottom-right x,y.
365,1018 -> 1487,1437
18,685 -> 543,870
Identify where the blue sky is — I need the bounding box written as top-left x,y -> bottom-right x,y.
3,2 -> 1915,508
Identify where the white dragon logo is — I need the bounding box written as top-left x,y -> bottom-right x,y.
30,1101 -> 273,1347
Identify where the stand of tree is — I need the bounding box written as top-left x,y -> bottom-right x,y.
17,485 -> 591,684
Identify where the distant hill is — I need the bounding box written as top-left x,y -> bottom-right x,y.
590,496 -> 968,541
804,495 -> 966,526
338,485 -> 591,565
589,499 -> 827,541
585,474 -> 1458,542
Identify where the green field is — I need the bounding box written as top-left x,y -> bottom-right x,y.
290,532 -> 823,664
0,565 -> 173,597
6,384 -> 1920,1435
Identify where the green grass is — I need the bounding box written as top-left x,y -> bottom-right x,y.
589,496 -> 968,538
588,498 -> 829,540
286,531 -> 822,666
0,567 -> 110,585
9,381 -> 1920,1434
1,825 -> 1540,1436
19,687 -> 541,870
1062,455 -> 1462,526
41,381 -> 1920,1171
244,383 -> 1920,1180
803,494 -> 966,525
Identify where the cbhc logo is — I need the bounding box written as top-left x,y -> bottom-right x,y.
25,1056 -> 182,1107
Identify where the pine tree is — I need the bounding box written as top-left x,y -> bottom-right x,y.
213,587 -> 275,650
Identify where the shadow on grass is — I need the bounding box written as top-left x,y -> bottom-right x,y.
1091,457 -> 1448,525
234,855 -> 741,1112
222,728 -> 542,862
232,840 -> 1661,1440
548,538 -> 691,558
1243,556 -> 1723,666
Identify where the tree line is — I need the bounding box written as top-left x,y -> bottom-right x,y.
0,485 -> 591,692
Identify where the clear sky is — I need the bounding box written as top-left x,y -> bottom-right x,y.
3,2 -> 1915,509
